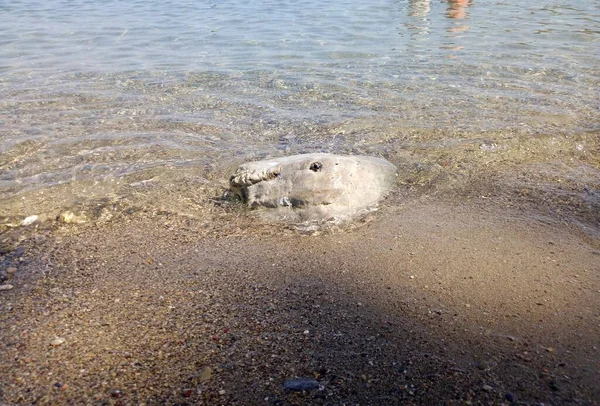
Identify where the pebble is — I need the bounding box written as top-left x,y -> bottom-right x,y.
218,389 -> 226,395
505,392 -> 516,403
482,384 -> 493,392
21,215 -> 38,226
0,284 -> 14,291
50,338 -> 65,347
199,366 -> 213,381
59,211 -> 88,224
7,267 -> 17,275
283,378 -> 320,391
110,388 -> 124,398
476,361 -> 490,371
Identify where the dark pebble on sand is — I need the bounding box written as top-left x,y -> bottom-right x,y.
110,388 -> 124,398
476,361 -> 489,370
283,378 -> 320,391
505,392 -> 516,402
549,381 -> 561,391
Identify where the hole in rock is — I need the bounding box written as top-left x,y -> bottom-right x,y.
309,162 -> 323,172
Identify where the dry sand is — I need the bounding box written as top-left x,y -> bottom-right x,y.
0,199 -> 598,405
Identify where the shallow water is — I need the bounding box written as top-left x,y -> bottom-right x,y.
0,0 -> 599,227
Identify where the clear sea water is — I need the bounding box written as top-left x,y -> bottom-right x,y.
0,0 -> 599,226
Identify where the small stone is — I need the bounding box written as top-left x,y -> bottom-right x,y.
181,388 -> 194,397
482,384 -> 493,392
505,392 -> 516,403
283,378 -> 320,391
14,246 -> 25,257
199,366 -> 213,382
59,211 -> 87,224
303,330 -> 310,335
0,284 -> 14,291
476,361 -> 490,371
12,246 -> 25,258
7,267 -> 17,275
21,215 -> 38,226
50,338 -> 65,347
218,389 -> 226,395
110,388 -> 124,398
98,208 -> 114,222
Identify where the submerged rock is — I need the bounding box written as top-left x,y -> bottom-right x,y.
229,153 -> 396,222
59,211 -> 88,224
20,215 -> 38,226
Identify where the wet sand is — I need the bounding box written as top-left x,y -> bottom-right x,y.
0,199 -> 599,405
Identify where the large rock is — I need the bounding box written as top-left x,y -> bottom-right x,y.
229,153 -> 396,222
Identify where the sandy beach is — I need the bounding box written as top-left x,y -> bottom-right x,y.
1,0 -> 599,404
1,198 -> 598,405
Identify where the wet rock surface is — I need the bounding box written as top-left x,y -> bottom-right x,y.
229,153 -> 397,223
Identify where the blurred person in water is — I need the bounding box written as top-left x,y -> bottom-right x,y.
445,0 -> 472,20
408,0 -> 430,17
445,0 -> 472,33
406,0 -> 432,38
409,0 -> 472,19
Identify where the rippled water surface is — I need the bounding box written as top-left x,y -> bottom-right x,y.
1,0 -> 599,227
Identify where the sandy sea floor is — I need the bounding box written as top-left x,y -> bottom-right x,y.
0,197 -> 598,405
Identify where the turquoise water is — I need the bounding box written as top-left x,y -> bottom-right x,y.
0,0 -> 599,223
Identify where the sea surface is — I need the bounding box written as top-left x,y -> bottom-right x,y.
1,0 -> 599,227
